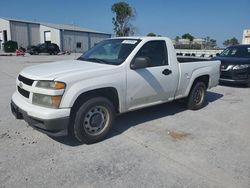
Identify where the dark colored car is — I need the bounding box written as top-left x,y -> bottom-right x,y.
213,45 -> 250,87
27,43 -> 60,55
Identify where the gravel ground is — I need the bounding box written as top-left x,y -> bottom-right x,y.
0,54 -> 250,188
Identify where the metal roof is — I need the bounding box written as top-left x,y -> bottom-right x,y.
41,23 -> 109,34
0,17 -> 110,35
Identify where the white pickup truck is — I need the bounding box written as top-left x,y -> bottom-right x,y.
11,37 -> 220,143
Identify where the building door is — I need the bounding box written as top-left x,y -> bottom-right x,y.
64,37 -> 73,52
44,31 -> 51,43
3,30 -> 7,42
0,31 -> 2,50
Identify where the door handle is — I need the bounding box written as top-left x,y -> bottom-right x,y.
162,69 -> 172,75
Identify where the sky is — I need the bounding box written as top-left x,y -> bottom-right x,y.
0,0 -> 249,47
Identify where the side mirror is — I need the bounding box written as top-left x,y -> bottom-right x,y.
130,57 -> 150,70
216,53 -> 220,56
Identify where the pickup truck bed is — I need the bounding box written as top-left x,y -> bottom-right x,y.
177,57 -> 210,63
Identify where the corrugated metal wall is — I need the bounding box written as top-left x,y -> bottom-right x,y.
10,21 -> 29,47
63,31 -> 89,53
63,31 -> 110,52
29,24 -> 40,45
8,20 -> 110,50
90,33 -> 110,48
10,21 -> 40,48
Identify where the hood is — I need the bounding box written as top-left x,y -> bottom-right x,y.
20,60 -> 116,80
213,56 -> 250,65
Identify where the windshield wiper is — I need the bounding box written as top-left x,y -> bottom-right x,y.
83,58 -> 108,64
78,57 -> 117,65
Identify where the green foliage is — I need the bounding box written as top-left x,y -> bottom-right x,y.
174,34 -> 217,49
205,37 -> 217,49
182,33 -> 194,41
223,37 -> 239,47
175,36 -> 180,41
147,32 -> 156,36
3,40 -> 18,52
111,2 -> 136,36
209,39 -> 217,48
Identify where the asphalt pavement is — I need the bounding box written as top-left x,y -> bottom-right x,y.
0,54 -> 249,188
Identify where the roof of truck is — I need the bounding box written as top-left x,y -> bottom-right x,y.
113,36 -> 171,40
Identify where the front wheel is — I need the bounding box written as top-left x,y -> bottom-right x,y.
187,82 -> 207,110
72,97 -> 115,144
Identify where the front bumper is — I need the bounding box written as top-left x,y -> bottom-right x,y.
11,92 -> 71,136
220,68 -> 250,84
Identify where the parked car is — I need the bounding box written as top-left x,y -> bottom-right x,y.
11,37 -> 220,144
213,45 -> 250,87
27,43 -> 60,55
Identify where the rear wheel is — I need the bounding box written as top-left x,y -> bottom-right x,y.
187,82 -> 207,110
71,97 -> 115,144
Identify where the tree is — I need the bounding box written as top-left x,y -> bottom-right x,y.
111,2 -> 136,36
209,39 -> 217,48
147,32 -> 156,36
182,33 -> 194,41
223,40 -> 230,47
175,36 -> 180,42
204,37 -> 217,49
223,37 -> 239,47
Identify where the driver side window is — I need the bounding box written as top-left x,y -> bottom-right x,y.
135,40 -> 168,67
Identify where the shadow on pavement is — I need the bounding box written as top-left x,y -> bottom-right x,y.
207,91 -> 224,103
49,135 -> 82,146
50,91 -> 223,146
108,91 -> 223,139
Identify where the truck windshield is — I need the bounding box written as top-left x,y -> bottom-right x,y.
78,39 -> 141,65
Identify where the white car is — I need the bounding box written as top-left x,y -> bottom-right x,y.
11,37 -> 221,143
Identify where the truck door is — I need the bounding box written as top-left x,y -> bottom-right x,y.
126,40 -> 177,110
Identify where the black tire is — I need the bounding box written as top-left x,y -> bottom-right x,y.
71,97 -> 115,144
187,82 -> 207,110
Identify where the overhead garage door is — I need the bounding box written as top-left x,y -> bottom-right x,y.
10,21 -> 29,48
63,31 -> 89,53
29,24 -> 40,45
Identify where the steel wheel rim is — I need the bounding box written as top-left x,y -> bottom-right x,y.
83,105 -> 110,136
193,87 -> 204,105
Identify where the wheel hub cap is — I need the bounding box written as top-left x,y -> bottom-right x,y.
83,106 -> 109,136
90,113 -> 103,127
193,87 -> 204,105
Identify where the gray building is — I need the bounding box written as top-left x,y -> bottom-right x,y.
242,29 -> 250,44
0,17 -> 111,52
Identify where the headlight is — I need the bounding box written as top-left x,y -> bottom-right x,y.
232,64 -> 250,70
33,93 -> 62,108
36,81 -> 66,89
